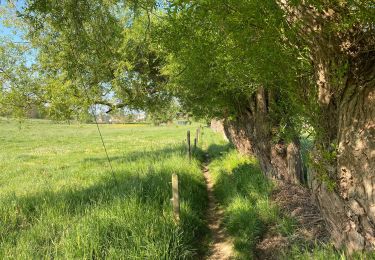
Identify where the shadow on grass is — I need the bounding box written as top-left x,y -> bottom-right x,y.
206,143 -> 283,259
82,145 -> 186,165
216,165 -> 270,256
189,142 -> 233,166
206,143 -> 233,160
0,148 -> 208,258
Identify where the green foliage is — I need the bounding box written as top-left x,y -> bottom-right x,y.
308,143 -> 338,191
290,0 -> 375,30
1,0 -> 374,257
19,0 -> 172,118
0,40 -> 41,118
3,0 -> 373,140
157,0 -> 303,119
147,99 -> 179,125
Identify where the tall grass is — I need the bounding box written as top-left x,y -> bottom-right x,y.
203,131 -> 375,260
0,119 -> 208,259
208,151 -> 295,259
3,119 -> 372,259
202,133 -> 296,259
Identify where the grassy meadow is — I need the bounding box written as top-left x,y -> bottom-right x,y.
1,118 -> 367,259
0,118 -> 209,259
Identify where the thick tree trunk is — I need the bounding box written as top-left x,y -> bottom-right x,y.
222,118 -> 252,155
311,57 -> 375,252
277,0 -> 375,252
210,119 -> 229,141
223,88 -> 304,184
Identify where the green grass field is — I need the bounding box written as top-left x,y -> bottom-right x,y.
1,118 -> 367,259
0,118 -> 210,259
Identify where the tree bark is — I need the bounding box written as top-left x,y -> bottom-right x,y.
223,88 -> 304,184
311,55 -> 375,252
210,119 -> 229,141
276,0 -> 375,252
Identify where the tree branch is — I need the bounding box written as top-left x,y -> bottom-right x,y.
93,100 -> 127,113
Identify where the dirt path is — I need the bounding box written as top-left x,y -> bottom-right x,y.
203,154 -> 234,260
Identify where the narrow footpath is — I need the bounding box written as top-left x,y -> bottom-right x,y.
203,154 -> 234,260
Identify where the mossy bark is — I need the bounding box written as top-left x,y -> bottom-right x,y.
223,88 -> 303,184
276,1 -> 375,251
311,54 -> 375,252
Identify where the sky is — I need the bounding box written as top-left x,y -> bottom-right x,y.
0,0 -> 26,40
0,0 -> 36,67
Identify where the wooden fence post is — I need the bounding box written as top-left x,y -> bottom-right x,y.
195,128 -> 199,144
194,137 -> 197,150
198,125 -> 202,142
171,173 -> 180,222
187,130 -> 191,162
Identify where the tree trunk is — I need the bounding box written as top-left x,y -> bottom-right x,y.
276,0 -> 375,252
223,88 -> 304,184
222,118 -> 252,155
311,56 -> 375,252
210,119 -> 229,141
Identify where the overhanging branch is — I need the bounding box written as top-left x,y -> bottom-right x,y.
93,100 -> 127,113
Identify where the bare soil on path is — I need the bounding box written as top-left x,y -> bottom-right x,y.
203,154 -> 234,260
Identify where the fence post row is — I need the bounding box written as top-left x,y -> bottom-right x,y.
171,173 -> 180,222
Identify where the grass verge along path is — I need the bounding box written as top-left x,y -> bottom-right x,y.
203,130 -> 375,260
